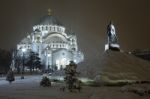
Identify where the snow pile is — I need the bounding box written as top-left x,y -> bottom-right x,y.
78,50 -> 150,81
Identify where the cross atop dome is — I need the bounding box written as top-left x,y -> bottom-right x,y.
48,8 -> 52,15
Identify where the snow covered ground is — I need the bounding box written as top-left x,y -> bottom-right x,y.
0,75 -> 150,99
0,75 -> 42,86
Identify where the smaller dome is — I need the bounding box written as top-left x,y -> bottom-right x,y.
36,15 -> 62,26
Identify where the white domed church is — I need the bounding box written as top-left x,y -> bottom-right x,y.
17,10 -> 84,70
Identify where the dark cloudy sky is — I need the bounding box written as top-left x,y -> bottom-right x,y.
0,0 -> 150,61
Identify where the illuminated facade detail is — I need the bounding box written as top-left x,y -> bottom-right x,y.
105,21 -> 120,51
17,10 -> 84,70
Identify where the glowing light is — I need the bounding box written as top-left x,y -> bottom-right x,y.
55,58 -> 69,69
105,44 -> 109,51
56,60 -> 60,69
60,58 -> 67,66
22,48 -> 26,52
74,59 -> 77,63
47,53 -> 51,57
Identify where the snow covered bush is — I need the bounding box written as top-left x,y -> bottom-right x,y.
40,76 -> 51,87
6,69 -> 15,84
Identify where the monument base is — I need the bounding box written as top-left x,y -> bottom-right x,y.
105,44 -> 120,51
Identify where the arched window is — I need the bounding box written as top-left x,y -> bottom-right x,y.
38,46 -> 40,52
46,26 -> 48,30
54,26 -> 56,31
50,26 -> 52,31
57,27 -> 59,32
42,26 -> 44,31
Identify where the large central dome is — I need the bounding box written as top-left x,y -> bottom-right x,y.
37,15 -> 62,26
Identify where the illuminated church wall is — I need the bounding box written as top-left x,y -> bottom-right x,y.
52,49 -> 73,70
17,10 -> 84,70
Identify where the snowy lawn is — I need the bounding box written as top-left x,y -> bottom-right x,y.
0,75 -> 150,99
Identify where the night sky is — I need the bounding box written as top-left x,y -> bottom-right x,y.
0,0 -> 150,61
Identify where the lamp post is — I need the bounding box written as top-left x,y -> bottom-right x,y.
10,50 -> 15,71
21,48 -> 26,79
47,53 -> 51,72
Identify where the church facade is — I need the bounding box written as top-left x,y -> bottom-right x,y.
17,10 -> 84,70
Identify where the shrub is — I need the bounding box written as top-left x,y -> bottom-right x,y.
6,69 -> 15,84
40,76 -> 51,87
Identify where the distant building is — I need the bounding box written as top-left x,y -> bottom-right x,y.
17,9 -> 84,70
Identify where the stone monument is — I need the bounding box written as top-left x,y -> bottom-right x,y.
105,21 -> 120,51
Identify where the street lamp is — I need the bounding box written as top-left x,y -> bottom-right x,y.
21,48 -> 26,79
47,53 -> 51,72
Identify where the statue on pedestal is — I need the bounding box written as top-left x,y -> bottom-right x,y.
105,21 -> 120,51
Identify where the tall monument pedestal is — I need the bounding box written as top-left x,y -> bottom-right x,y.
105,44 -> 120,51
